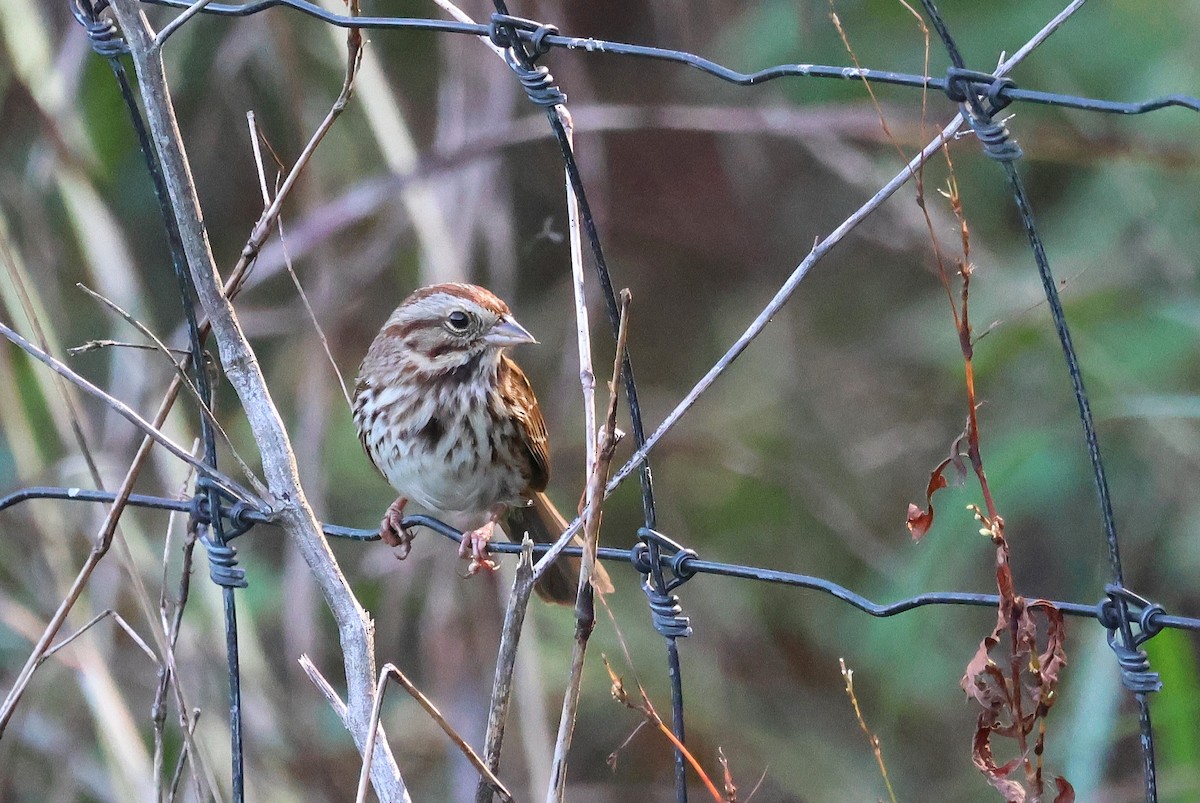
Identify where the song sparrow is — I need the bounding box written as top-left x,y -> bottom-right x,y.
352,283 -> 613,604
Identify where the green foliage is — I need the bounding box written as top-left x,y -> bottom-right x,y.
0,1 -> 1197,801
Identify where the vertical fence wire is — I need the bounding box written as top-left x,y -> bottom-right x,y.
21,0 -> 1196,800
914,2 -> 1159,799
69,1 -> 248,797
483,7 -> 691,799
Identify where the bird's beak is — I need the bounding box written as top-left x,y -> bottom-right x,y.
486,316 -> 538,347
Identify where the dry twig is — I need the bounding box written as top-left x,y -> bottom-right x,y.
356,664 -> 514,803
603,657 -> 724,803
106,1 -> 407,799
547,290 -> 631,803
474,538 -> 537,803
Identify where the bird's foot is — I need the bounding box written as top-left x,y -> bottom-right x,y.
459,522 -> 498,576
380,497 -> 414,559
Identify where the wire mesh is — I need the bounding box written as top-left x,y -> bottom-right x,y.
1,0 -> 1196,800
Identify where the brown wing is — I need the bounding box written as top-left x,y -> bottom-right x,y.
500,354 -> 550,492
352,377 -> 382,475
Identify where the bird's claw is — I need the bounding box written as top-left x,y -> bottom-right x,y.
459,525 -> 497,576
380,498 -> 414,559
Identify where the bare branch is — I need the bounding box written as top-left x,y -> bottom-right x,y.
547,291 -> 630,803
38,609 -> 158,667
475,538 -> 537,803
106,1 -> 406,799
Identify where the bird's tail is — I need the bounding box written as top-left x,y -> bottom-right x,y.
504,491 -> 614,604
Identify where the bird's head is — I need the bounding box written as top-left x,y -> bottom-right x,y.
368,283 -> 537,378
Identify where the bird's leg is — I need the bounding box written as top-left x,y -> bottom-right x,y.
380,496 -> 414,559
459,505 -> 504,576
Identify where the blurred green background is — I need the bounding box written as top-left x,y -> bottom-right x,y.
0,0 -> 1198,800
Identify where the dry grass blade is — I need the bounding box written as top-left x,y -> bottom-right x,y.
0,319 -> 254,504
839,658 -> 898,803
602,657 -> 724,803
355,664 -> 514,803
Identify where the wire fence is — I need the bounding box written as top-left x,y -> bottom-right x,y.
1,0 -> 1197,800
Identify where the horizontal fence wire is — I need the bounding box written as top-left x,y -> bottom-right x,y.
140,0 -> 1200,115
4,486 -> 1200,635
1,0 -> 1192,801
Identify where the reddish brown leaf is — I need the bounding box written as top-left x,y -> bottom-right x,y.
961,607 -> 1007,711
1053,776 -> 1075,803
906,456 -> 952,541
906,424 -> 972,541
905,502 -> 934,540
1033,602 -> 1068,690
971,726 -> 1027,803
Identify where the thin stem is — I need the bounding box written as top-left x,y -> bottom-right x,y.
356,665 -> 513,803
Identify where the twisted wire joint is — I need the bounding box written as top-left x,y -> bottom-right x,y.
71,0 -> 129,58
189,478 -> 255,588
490,13 -> 566,108
944,67 -> 1023,162
1098,585 -> 1164,694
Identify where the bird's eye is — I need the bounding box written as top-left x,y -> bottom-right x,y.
446,310 -> 472,332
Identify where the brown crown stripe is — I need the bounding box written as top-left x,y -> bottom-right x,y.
405,283 -> 511,316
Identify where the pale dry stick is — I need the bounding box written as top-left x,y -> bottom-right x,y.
153,0 -> 219,48
547,291 -> 631,803
430,0 -> 505,55
37,609 -> 158,667
582,0 -> 1092,541
0,321 -> 254,504
70,339 -> 191,356
76,282 -> 270,499
474,538 -> 537,803
561,108 -> 598,531
840,658 -> 898,803
168,709 -> 204,803
245,111 -> 352,406
106,3 -> 407,799
354,664 -> 515,803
